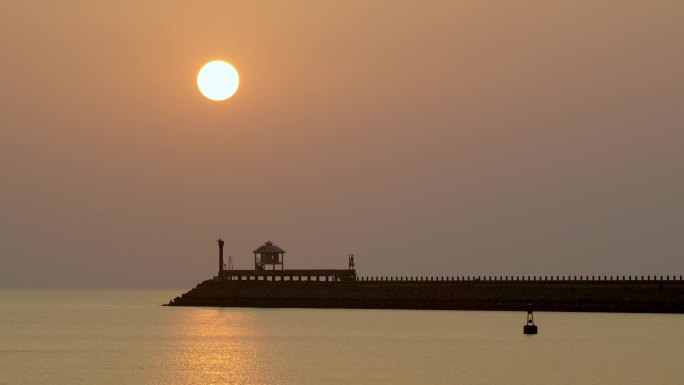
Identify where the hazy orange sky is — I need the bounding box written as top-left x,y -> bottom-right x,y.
1,1 -> 683,287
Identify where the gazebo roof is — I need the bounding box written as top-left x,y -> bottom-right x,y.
253,241 -> 286,254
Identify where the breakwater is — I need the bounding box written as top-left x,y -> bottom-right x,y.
169,241 -> 684,312
167,275 -> 684,313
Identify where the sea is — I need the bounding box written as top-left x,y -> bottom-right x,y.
1,289 -> 683,385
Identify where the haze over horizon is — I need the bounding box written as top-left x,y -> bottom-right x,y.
1,1 -> 683,288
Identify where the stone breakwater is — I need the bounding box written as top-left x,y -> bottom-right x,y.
167,278 -> 684,313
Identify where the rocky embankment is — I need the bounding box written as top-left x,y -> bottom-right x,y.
166,279 -> 684,313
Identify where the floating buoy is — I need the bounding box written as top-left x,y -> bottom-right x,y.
524,303 -> 538,334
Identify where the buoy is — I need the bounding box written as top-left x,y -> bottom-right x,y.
523,303 -> 538,334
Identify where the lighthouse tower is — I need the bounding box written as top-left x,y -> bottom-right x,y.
217,238 -> 225,275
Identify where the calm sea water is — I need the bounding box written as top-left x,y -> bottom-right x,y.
1,289 -> 683,385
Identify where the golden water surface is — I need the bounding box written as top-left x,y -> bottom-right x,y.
1,289 -> 683,384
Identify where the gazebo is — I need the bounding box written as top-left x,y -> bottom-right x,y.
253,241 -> 286,271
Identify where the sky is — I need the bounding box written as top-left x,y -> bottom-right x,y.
1,1 -> 683,287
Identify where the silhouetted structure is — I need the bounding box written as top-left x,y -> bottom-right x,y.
254,241 -> 285,271
217,238 -> 225,274
216,241 -> 356,282
166,240 -> 684,313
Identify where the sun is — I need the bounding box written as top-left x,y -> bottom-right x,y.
197,60 -> 239,101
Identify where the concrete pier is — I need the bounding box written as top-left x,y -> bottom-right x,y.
167,240 -> 684,313
168,277 -> 684,313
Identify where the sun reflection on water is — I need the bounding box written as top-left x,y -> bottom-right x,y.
151,308 -> 269,385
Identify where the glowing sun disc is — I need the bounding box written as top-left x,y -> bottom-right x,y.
197,61 -> 239,101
